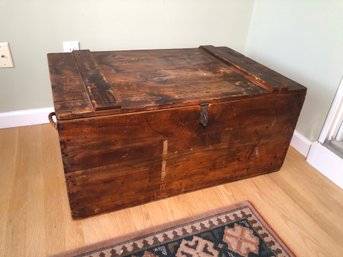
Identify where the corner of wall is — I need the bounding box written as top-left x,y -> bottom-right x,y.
290,130 -> 313,157
242,0 -> 257,55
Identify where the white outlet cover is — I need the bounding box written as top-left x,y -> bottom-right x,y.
63,41 -> 80,52
0,42 -> 14,68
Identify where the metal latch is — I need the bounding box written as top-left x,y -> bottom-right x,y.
199,103 -> 209,127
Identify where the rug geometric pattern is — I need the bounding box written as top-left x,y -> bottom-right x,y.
53,201 -> 295,257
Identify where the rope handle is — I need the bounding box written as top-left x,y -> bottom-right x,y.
48,112 -> 57,130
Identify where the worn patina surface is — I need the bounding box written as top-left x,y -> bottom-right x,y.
48,46 -> 306,219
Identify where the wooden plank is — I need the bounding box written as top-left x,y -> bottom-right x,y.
48,46 -> 306,119
64,135 -> 295,219
93,48 -> 268,111
47,53 -> 94,119
58,92 -> 305,217
200,45 -> 306,92
73,50 -> 121,110
59,92 -> 304,173
65,160 -> 162,218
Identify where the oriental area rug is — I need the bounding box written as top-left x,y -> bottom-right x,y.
53,201 -> 295,257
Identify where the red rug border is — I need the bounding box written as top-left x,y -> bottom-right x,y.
51,200 -> 296,257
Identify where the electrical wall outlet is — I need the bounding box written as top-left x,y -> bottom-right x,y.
63,41 -> 80,52
0,42 -> 14,68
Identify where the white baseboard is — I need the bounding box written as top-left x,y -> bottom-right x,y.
289,132 -> 343,189
290,130 -> 313,157
307,142 -> 343,190
0,107 -> 54,129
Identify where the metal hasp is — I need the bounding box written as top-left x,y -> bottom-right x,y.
199,103 -> 209,127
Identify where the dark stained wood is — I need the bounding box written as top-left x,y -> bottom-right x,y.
73,50 -> 120,110
47,53 -> 93,119
200,45 -> 304,92
48,47 -> 272,120
59,92 -> 305,218
58,93 -> 302,173
47,46 -> 307,219
94,48 -> 268,111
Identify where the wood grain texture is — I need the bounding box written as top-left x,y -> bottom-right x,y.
200,45 -> 305,92
73,50 -> 120,110
48,46 -> 279,120
59,92 -> 305,218
47,46 -> 307,218
0,125 -> 343,257
47,53 -> 94,119
94,47 -> 268,112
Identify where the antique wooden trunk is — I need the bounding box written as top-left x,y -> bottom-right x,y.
47,45 -> 306,219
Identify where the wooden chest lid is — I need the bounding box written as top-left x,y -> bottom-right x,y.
47,45 -> 305,120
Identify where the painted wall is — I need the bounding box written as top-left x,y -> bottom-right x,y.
0,0 -> 254,112
245,0 -> 343,141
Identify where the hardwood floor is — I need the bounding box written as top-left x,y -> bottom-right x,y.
0,124 -> 342,257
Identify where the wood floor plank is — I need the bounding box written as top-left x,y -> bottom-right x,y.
23,126 -> 47,257
269,153 -> 343,243
3,127 -> 39,257
41,125 -> 85,256
0,124 -> 343,257
0,128 -> 18,257
247,176 -> 343,256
